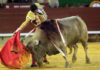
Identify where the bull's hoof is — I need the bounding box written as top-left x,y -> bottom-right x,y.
86,59 -> 91,64
65,62 -> 71,68
43,60 -> 49,64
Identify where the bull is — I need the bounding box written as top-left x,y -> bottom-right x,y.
27,16 -> 90,67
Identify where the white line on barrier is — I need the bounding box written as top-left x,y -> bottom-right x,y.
0,33 -> 34,37
0,31 -> 100,37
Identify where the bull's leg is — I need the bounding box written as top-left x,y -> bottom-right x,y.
43,55 -> 49,64
61,47 -> 71,68
72,44 -> 78,63
81,41 -> 90,64
36,58 -> 43,67
68,45 -> 72,54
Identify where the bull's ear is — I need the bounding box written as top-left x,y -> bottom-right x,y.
35,40 -> 41,45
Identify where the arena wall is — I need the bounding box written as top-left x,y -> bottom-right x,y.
0,4 -> 100,33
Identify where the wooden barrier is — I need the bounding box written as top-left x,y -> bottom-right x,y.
0,7 -> 100,33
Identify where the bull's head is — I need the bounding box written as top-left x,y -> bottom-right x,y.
27,40 -> 41,52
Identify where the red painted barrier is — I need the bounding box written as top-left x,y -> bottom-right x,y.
0,7 -> 100,33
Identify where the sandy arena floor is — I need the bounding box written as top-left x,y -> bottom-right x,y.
0,42 -> 100,70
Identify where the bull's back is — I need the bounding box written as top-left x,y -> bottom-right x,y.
57,16 -> 88,44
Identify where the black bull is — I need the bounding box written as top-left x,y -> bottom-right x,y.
27,16 -> 90,67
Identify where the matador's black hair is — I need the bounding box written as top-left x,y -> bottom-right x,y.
30,4 -> 38,12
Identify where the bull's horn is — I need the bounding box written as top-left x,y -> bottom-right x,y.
35,40 -> 40,45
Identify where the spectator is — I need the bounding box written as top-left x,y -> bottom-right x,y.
48,0 -> 59,8
7,0 -> 32,3
89,0 -> 100,7
19,0 -> 32,3
92,3 -> 100,7
32,0 -> 38,3
7,0 -> 14,3
0,3 -> 3,8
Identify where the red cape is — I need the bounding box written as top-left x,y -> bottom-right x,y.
0,31 -> 30,69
